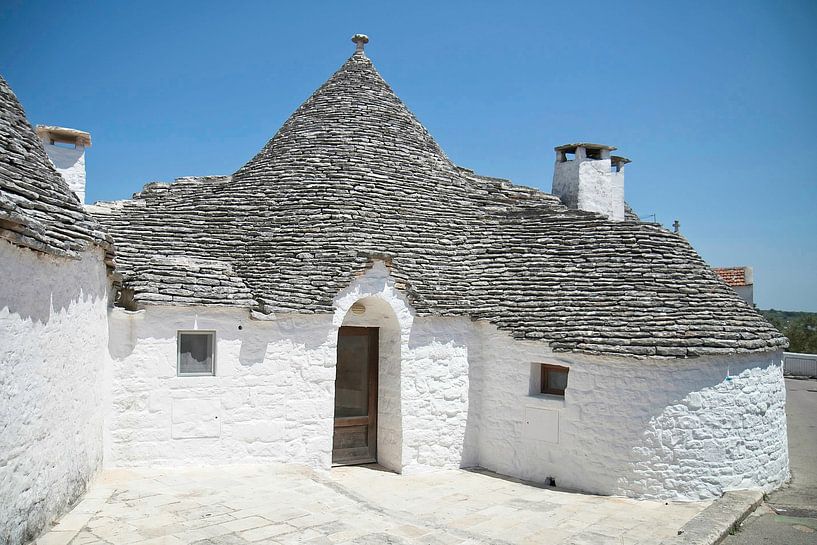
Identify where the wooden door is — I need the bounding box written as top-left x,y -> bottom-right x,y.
332,326 -> 378,465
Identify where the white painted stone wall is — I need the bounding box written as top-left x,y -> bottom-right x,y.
107,263 -> 479,475
476,321 -> 789,500
552,150 -> 625,221
0,240 -> 109,545
577,159 -> 616,218
610,168 -> 625,221
41,143 -> 87,203
107,306 -> 338,468
401,316 -> 480,473
551,157 -> 581,210
106,263 -> 788,500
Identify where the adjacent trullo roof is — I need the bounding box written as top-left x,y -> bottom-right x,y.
0,75 -> 111,259
89,43 -> 786,357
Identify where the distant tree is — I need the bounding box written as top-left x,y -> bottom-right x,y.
759,310 -> 817,354
785,315 -> 817,353
764,313 -> 786,332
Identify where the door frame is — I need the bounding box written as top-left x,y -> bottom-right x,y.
332,326 -> 379,465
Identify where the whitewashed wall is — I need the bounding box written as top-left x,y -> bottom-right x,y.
0,240 -> 109,545
107,263 -> 480,475
476,321 -> 789,500
552,149 -> 625,221
106,262 -> 788,500
41,143 -> 87,203
107,306 -> 338,468
401,317 -> 480,473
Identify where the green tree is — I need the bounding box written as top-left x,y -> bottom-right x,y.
785,315 -> 817,353
760,310 -> 817,354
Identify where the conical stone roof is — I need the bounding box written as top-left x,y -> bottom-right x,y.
235,51 -> 455,187
0,75 -> 111,258
91,45 -> 787,358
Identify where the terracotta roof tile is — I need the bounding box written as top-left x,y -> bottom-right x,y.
713,267 -> 751,287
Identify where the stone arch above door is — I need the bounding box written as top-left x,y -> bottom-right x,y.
332,261 -> 413,471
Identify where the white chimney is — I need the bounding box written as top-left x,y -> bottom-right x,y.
35,125 -> 91,204
551,143 -> 630,221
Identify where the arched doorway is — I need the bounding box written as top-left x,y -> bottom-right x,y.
332,295 -> 403,470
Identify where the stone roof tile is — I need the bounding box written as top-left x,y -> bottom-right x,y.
0,75 -> 112,258
90,51 -> 786,358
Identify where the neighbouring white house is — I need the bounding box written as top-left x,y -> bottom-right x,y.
1,35 -> 790,545
714,266 -> 754,306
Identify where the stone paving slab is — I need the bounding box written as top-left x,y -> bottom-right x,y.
659,490 -> 763,545
34,464 -> 709,545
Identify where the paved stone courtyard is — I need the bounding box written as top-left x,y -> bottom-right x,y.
35,464 -> 709,545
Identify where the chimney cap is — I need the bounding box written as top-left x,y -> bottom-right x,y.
611,155 -> 631,165
554,142 -> 616,153
35,125 -> 92,147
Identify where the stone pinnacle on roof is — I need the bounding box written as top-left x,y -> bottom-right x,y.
352,34 -> 369,55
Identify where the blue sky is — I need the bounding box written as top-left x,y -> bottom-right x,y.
2,1 -> 815,311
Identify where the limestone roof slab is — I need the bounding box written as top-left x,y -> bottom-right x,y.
554,143 -> 617,152
0,75 -> 111,258
90,51 -> 786,358
35,125 -> 92,147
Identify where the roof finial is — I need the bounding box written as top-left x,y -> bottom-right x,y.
352,34 -> 369,55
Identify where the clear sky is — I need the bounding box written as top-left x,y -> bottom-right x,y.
1,1 -> 815,311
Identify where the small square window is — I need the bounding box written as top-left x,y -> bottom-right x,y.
177,331 -> 216,376
540,364 -> 569,396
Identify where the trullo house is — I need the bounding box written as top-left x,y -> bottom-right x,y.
0,34 -> 789,544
